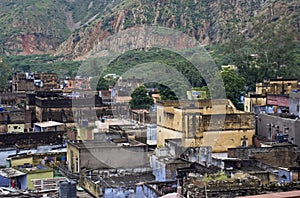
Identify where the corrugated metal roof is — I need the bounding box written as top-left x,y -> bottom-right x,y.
0,168 -> 26,178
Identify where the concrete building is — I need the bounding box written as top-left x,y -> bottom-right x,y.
80,168 -> 154,197
0,106 -> 32,133
0,168 -> 27,190
0,165 -> 54,191
0,93 -> 27,106
256,113 -> 300,149
150,139 -> 213,181
156,99 -> 254,152
228,143 -> 298,168
63,76 -> 91,90
0,131 -> 64,149
34,91 -> 111,124
244,78 -> 298,113
33,121 -> 65,132
289,92 -> 300,117
15,164 -> 54,190
12,73 -> 59,93
66,139 -> 148,173
147,124 -> 157,146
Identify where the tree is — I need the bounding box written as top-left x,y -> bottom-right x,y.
218,22 -> 300,91
144,82 -> 178,101
210,68 -> 245,110
129,86 -> 154,109
0,58 -> 10,92
90,76 -> 117,90
158,84 -> 178,100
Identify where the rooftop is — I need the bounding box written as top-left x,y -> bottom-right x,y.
101,172 -> 155,188
68,139 -> 146,149
0,168 -> 26,178
34,121 -> 64,128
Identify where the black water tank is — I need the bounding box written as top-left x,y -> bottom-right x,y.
59,180 -> 77,198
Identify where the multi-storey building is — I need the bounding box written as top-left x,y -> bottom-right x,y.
12,72 -> 59,93
157,99 -> 254,152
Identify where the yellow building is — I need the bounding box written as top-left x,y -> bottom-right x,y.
157,99 -> 254,152
244,78 -> 298,112
7,154 -> 33,167
16,165 -> 54,190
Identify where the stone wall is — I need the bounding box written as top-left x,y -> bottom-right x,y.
183,175 -> 261,197
228,145 -> 298,168
0,131 -> 64,148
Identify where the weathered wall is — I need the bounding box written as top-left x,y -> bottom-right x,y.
157,126 -> 184,147
26,170 -> 53,190
10,156 -> 33,167
228,145 -> 298,168
181,130 -> 253,152
67,141 -> 148,173
244,95 -> 266,112
157,99 -> 254,152
0,131 -> 64,148
257,113 -> 300,150
80,176 -> 100,197
290,92 -> 300,117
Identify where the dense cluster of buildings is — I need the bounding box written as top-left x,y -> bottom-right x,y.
0,72 -> 300,197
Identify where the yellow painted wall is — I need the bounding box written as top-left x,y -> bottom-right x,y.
27,170 -> 53,190
157,126 -> 184,147
244,96 -> 266,112
157,100 -> 255,152
158,127 -> 254,152
11,157 -> 33,167
77,128 -> 94,140
197,129 -> 254,152
67,142 -> 80,173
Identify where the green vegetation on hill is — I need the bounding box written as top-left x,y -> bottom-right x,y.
0,0 -> 120,55
6,54 -> 81,78
210,23 -> 300,92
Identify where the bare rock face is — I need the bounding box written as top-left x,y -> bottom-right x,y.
1,0 -> 299,57
0,0 -> 118,55
55,0 -> 300,60
4,34 -> 59,55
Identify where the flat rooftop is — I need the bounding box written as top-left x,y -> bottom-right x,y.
34,121 -> 64,128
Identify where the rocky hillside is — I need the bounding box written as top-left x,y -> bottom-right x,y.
0,0 -> 121,55
1,0 -> 298,57
56,0 -> 300,60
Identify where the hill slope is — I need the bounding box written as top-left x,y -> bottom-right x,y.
55,0 -> 300,60
0,0 -> 120,55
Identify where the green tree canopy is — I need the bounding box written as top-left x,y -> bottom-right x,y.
144,82 -> 178,101
129,86 -> 154,109
210,68 -> 245,109
0,58 -> 10,92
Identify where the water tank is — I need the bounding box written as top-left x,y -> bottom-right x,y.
59,180 -> 77,198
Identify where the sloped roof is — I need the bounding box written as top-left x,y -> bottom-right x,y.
0,168 -> 26,178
